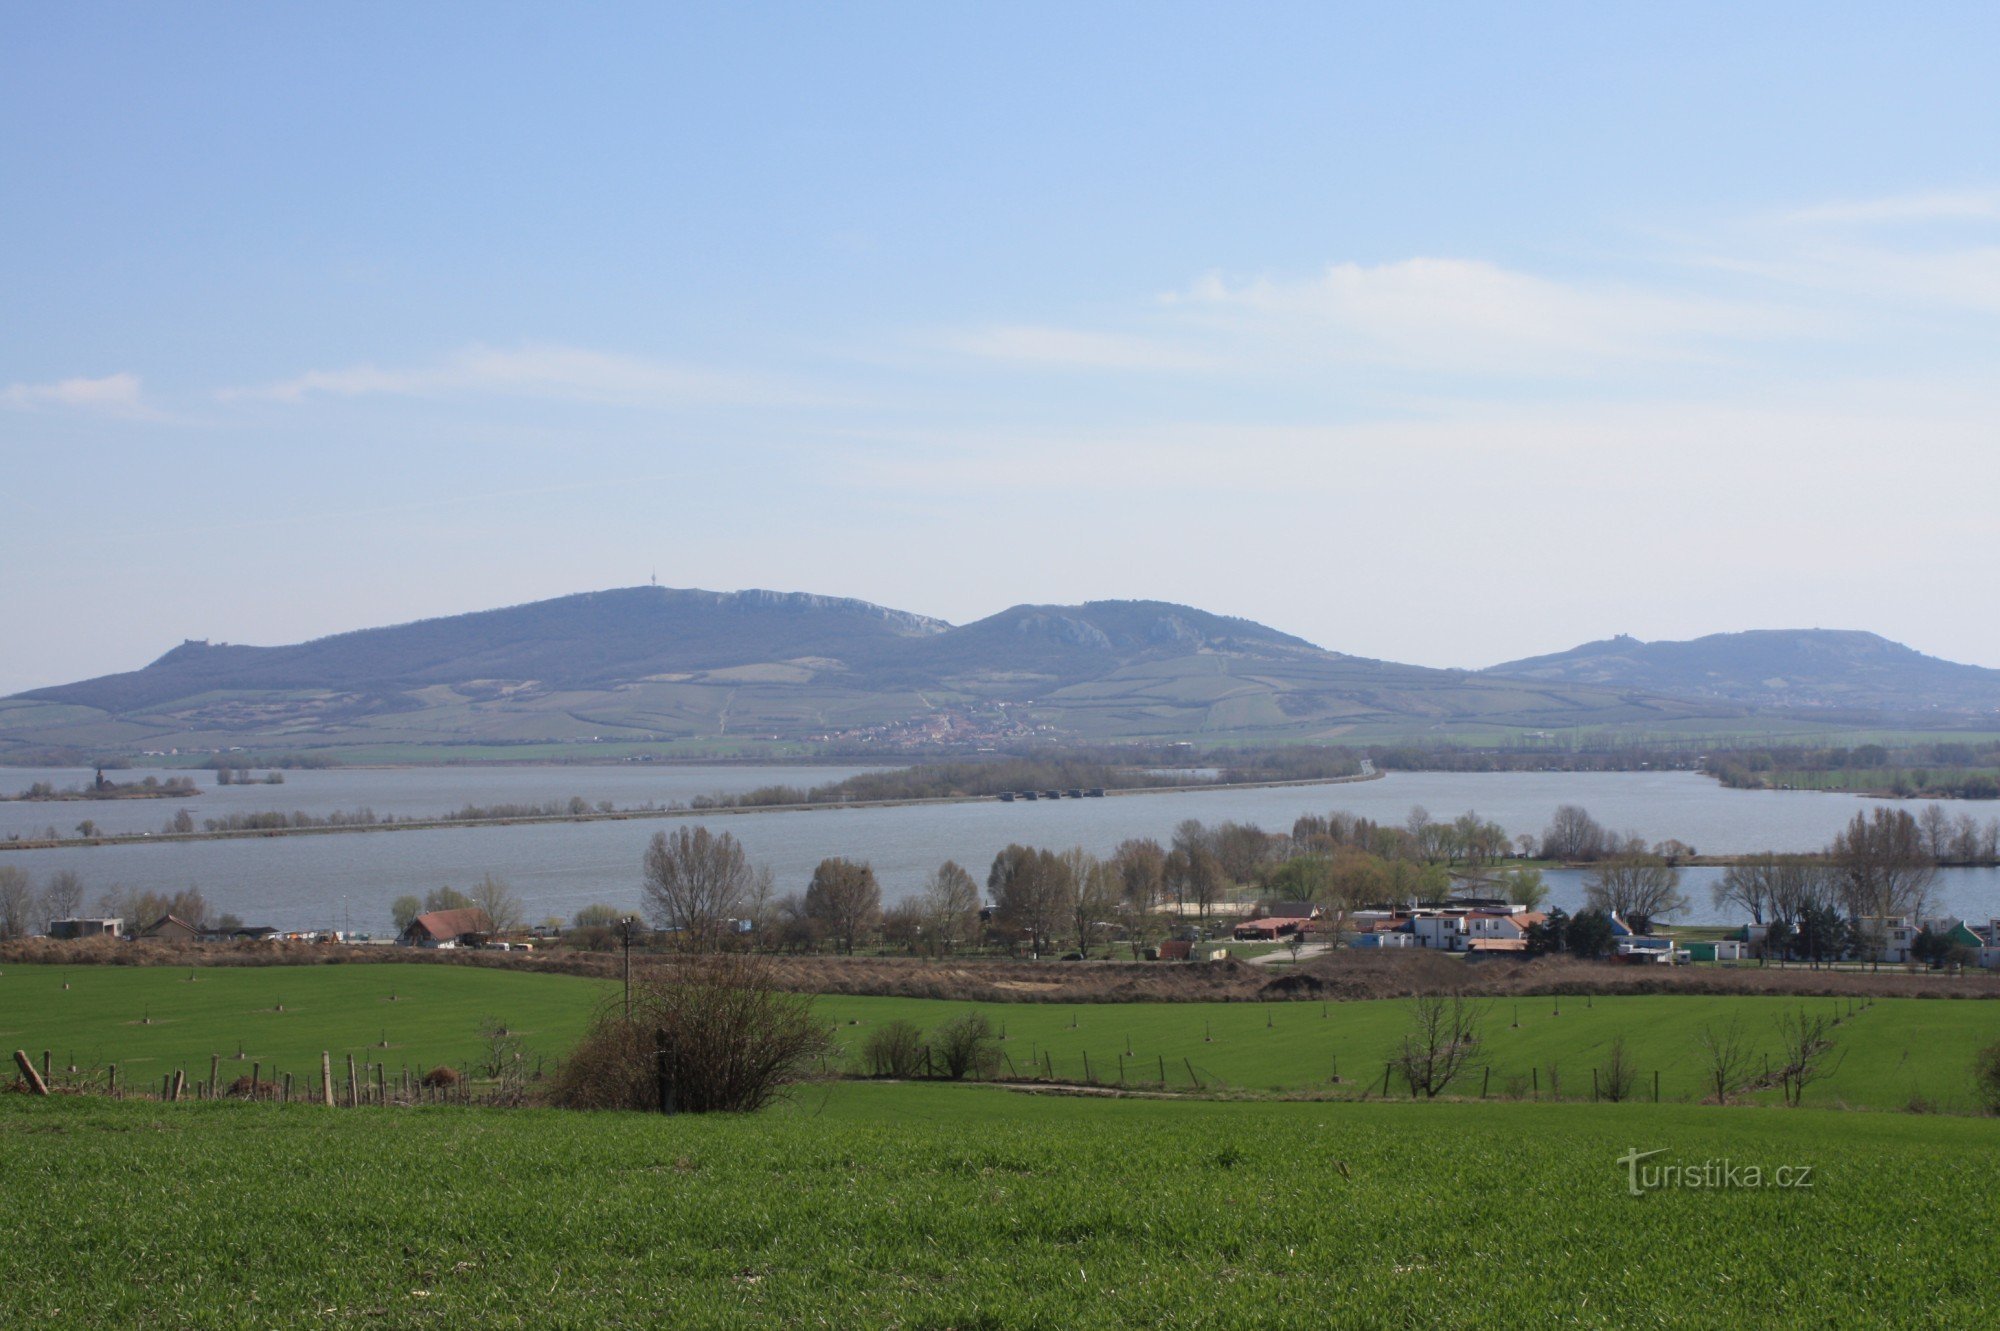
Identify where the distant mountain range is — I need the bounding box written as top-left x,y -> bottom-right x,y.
1479,630 -> 2000,714
2,588 -> 1995,760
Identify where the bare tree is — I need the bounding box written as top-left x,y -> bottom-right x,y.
805,857 -> 881,955
1583,853 -> 1687,927
1597,1035 -> 1638,1102
1396,993 -> 1483,1098
642,826 -> 754,949
1062,849 -> 1116,956
41,869 -> 85,923
919,860 -> 981,954
0,866 -> 33,940
470,874 -> 523,935
1919,803 -> 1954,862
1163,845 -> 1224,924
1542,805 -> 1607,861
1832,808 -> 1937,923
1111,838 -> 1166,910
1695,1019 -> 1757,1105
988,844 -> 1072,954
1774,1008 -> 1842,1108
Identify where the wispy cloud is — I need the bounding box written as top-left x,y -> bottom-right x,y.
219,343 -> 798,408
1776,190 -> 2000,227
1164,258 -> 1801,374
940,324 -> 1222,372
1,371 -> 153,418
944,256 -> 1805,381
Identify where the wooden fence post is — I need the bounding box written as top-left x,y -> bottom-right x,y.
1382,1062 -> 1393,1097
346,1055 -> 357,1108
1185,1058 -> 1201,1090
1083,1051 -> 1093,1084
1481,1067 -> 1490,1099
283,1073 -> 293,1103
1653,1070 -> 1661,1103
1592,1068 -> 1599,1102
108,1064 -> 118,1097
11,1050 -> 48,1096
252,1062 -> 261,1097
209,1054 -> 219,1099
1158,1054 -> 1165,1088
321,1052 -> 334,1107
41,1050 -> 51,1084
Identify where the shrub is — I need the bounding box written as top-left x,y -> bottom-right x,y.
1974,1041 -> 2000,1116
1596,1035 -> 1637,1103
421,1065 -> 461,1088
863,1020 -> 928,1078
547,952 -> 833,1113
931,1011 -> 1001,1081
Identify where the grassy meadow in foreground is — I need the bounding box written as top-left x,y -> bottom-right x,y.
5,962 -> 1999,1111
2,1085 -> 1995,1328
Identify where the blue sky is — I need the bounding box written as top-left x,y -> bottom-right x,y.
4,3 -> 1999,694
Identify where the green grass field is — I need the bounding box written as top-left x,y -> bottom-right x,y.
2,1085 -> 1995,1327
7,963 -> 1999,1112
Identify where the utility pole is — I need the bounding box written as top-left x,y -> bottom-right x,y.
621,917 -> 635,1020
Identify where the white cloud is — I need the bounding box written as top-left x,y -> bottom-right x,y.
1,371 -> 151,417
1162,258 -> 1803,375
220,344 -> 792,408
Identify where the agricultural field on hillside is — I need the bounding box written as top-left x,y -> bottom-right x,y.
2,1086 -> 1995,1327
6,963 -> 1998,1112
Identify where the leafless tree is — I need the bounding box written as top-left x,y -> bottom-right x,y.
0,866 -> 33,940
1597,1035 -> 1638,1102
470,874 -> 523,935
1695,1019 -> 1756,1105
1774,1008 -> 1842,1108
41,869 -> 85,923
1712,855 -> 1837,926
1396,993 -> 1484,1098
1062,849 -> 1117,956
1541,805 -> 1607,861
1919,803 -> 1954,862
931,1011 -> 1001,1080
919,860 -> 981,954
642,825 -> 755,949
1832,808 -> 1937,922
988,844 -> 1072,954
1163,845 -> 1225,923
804,857 -> 881,955
1583,852 -> 1688,926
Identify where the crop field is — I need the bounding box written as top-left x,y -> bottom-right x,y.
6,963 -> 2000,1111
2,1084 -> 1995,1328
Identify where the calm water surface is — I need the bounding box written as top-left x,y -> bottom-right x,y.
5,769 -> 1997,932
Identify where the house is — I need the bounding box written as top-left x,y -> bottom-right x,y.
1684,939 -> 1748,963
1258,900 -> 1320,922
139,914 -> 202,943
1609,913 -> 1677,964
1157,939 -> 1193,961
48,917 -> 122,940
231,925 -> 280,942
1853,916 -> 1920,965
398,907 -> 490,949
1233,917 -> 1303,941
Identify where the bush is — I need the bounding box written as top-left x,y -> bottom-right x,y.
1974,1041 -> 2000,1116
421,1065 -> 461,1088
863,1020 -> 928,1078
547,953 -> 833,1113
931,1011 -> 1001,1081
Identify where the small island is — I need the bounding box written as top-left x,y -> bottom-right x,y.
6,769 -> 201,802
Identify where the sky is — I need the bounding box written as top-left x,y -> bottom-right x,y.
4,3 -> 1999,695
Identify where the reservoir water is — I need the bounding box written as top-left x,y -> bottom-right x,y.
4,767 -> 1997,932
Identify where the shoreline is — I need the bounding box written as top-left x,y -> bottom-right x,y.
0,768 -> 1386,853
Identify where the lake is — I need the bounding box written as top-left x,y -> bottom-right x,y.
4,767 -> 1997,932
